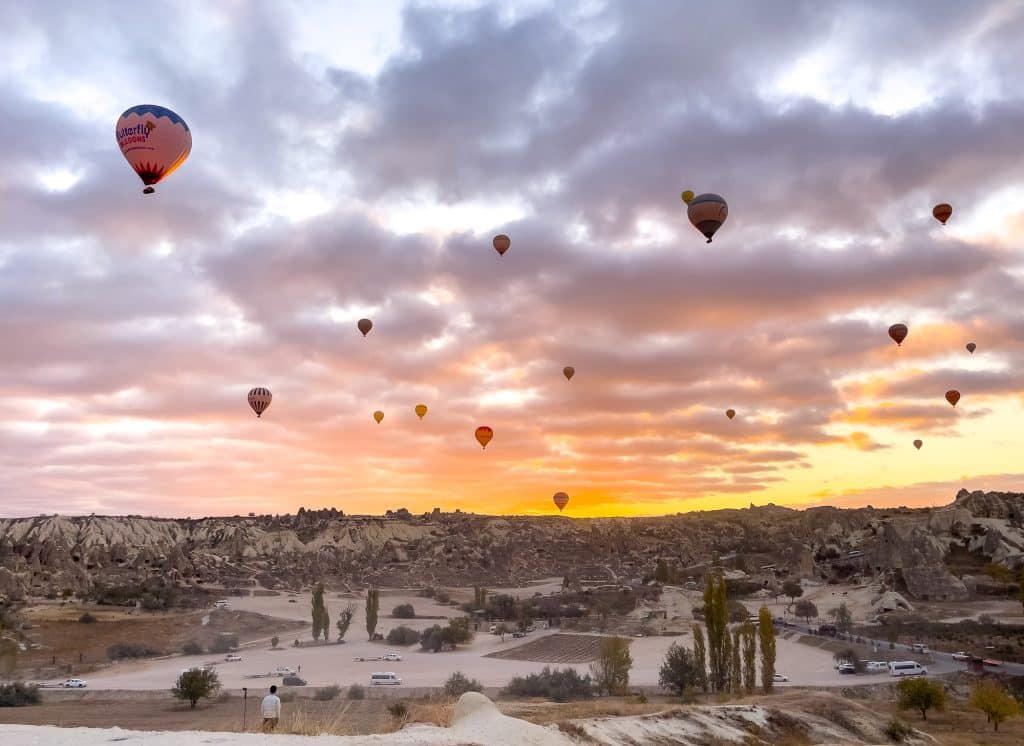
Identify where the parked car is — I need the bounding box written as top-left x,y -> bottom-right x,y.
282,676 -> 307,686
911,643 -> 930,654
62,678 -> 87,688
889,661 -> 927,677
371,672 -> 402,686
772,673 -> 789,682
951,651 -> 970,661
225,654 -> 242,662
837,663 -> 856,675
288,598 -> 297,603
213,600 -> 229,609
276,666 -> 296,676
382,652 -> 402,662
866,661 -> 888,673
512,631 -> 525,638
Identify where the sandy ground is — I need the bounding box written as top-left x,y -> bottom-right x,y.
34,584 -> 851,692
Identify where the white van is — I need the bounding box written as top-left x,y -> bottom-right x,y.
889,661 -> 927,677
214,600 -> 229,609
371,672 -> 402,686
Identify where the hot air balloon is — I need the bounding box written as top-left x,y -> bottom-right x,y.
888,323 -> 908,346
115,105 -> 191,194
966,342 -> 976,354
553,492 -> 569,511
932,203 -> 953,225
415,404 -> 428,420
563,366 -> 575,381
725,409 -> 736,420
687,193 -> 728,243
357,318 -> 373,337
373,410 -> 384,424
913,439 -> 923,450
945,390 -> 961,407
475,426 -> 493,449
493,234 -> 511,256
247,387 -> 272,418
680,190 -> 694,204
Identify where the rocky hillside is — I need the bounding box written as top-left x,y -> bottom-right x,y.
1,489 -> 1022,604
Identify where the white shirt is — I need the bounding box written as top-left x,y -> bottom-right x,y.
261,694 -> 281,718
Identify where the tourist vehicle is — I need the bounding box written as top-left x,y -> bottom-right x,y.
276,666 -> 296,676
866,661 -> 888,673
214,599 -> 229,609
371,672 -> 402,686
62,678 -> 87,688
888,661 -> 927,677
837,663 -> 856,675
772,673 -> 789,682
224,654 -> 242,662
911,643 -> 930,654
382,651 -> 402,662
951,651 -> 970,661
282,676 -> 307,686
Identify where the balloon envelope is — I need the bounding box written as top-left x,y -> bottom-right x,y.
415,404 -> 428,420
725,409 -> 736,420
681,190 -> 694,203
966,342 -> 976,354
945,390 -> 961,407
687,193 -> 728,243
553,492 -> 569,511
493,234 -> 511,255
373,410 -> 384,424
475,426 -> 493,449
116,105 -> 191,193
563,366 -> 575,381
247,387 -> 272,418
913,439 -> 923,450
932,203 -> 953,225
357,318 -> 373,337
888,323 -> 908,346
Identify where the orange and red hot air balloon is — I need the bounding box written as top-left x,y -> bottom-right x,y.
415,404 -> 428,420
563,366 -> 575,381
932,203 -> 953,225
725,409 -> 736,420
888,323 -> 908,346
373,410 -> 384,424
475,426 -> 493,449
945,390 -> 961,407
116,105 -> 191,194
913,439 -> 923,450
553,492 -> 569,511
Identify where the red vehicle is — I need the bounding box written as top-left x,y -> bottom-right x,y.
983,659 -> 1003,667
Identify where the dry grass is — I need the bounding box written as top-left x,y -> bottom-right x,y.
485,633 -> 612,663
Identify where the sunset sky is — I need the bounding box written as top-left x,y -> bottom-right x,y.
2,1 -> 1023,518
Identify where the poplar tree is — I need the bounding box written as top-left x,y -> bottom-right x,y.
692,623 -> 708,692
742,621 -> 757,694
758,606 -> 776,693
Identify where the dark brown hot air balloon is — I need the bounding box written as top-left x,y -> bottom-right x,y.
913,439 -> 923,450
686,193 -> 728,243
475,425 -> 493,449
563,366 -> 575,381
725,409 -> 736,420
888,323 -> 908,346
247,387 -> 272,418
357,318 -> 373,337
966,342 -> 976,354
492,234 -> 511,256
945,390 -> 961,407
932,203 -> 953,225
553,492 -> 569,511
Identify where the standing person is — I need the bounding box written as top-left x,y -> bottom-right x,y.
261,684 -> 281,732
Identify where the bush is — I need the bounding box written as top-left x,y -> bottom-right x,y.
884,717 -> 913,742
107,642 -> 161,660
314,685 -> 341,701
444,671 -> 483,697
387,626 -> 421,646
78,612 -> 97,624
896,678 -> 946,721
387,701 -> 408,720
171,668 -> 220,709
270,636 -> 280,649
0,682 -> 41,707
210,634 -> 239,654
436,591 -> 451,604
419,587 -> 436,598
505,666 -> 595,701
182,640 -> 204,655
392,604 -> 416,619
347,684 -> 366,700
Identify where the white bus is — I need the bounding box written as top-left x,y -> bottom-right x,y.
889,661 -> 927,677
371,672 -> 402,686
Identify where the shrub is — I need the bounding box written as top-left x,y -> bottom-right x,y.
210,634 -> 239,654
182,640 -> 204,655
107,642 -> 161,660
171,668 -> 220,709
387,701 -> 408,720
444,671 -> 483,697
505,666 -> 595,701
387,626 -> 421,646
435,590 -> 451,604
78,612 -> 97,624
392,604 -> 416,619
884,717 -> 913,742
0,682 -> 41,707
419,587 -> 437,598
314,684 -> 341,701
347,684 -> 366,700
270,636 -> 280,649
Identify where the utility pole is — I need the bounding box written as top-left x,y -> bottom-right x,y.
241,687 -> 248,732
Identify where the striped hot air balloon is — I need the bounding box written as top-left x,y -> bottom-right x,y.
247,387 -> 272,418
686,193 -> 728,243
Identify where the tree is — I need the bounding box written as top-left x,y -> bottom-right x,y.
655,559 -> 670,584
758,606 -> 776,694
692,624 -> 708,693
590,637 -> 632,695
659,642 -> 699,695
969,680 -> 1019,732
473,586 -> 488,610
828,602 -> 853,635
703,571 -> 729,692
336,602 -> 355,642
311,582 -> 329,641
781,579 -> 803,605
729,629 -> 742,695
444,671 -> 483,697
270,636 -> 280,649
741,621 -> 756,694
896,678 -> 946,721
171,668 -> 220,709
366,588 -> 380,640
517,604 -> 534,631
794,599 -> 818,624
